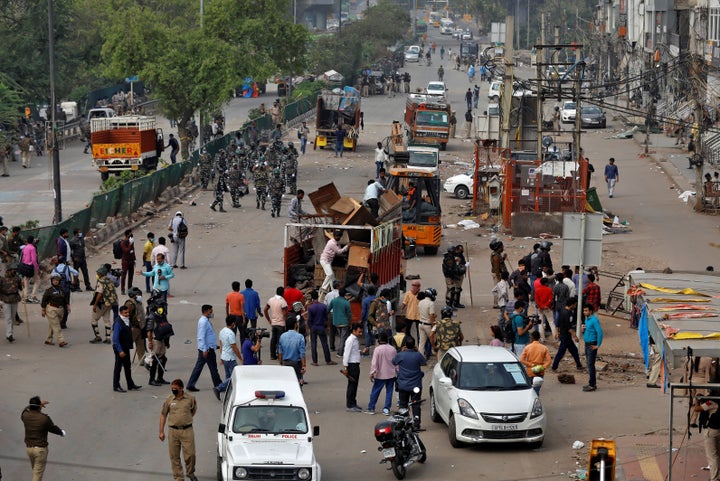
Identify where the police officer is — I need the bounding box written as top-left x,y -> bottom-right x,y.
146,290 -> 171,386
269,168 -> 284,218
21,395 -> 66,481
40,273 -> 69,347
285,142 -> 299,194
210,152 -> 228,212
159,379 -> 198,481
125,287 -> 147,365
252,161 -> 270,210
430,306 -> 464,361
198,148 -> 213,190
227,163 -> 244,209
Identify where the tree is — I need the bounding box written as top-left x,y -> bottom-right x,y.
0,74 -> 25,147
100,0 -> 308,158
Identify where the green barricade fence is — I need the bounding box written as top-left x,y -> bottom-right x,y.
21,89 -> 320,260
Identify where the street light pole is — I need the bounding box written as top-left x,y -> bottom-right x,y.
48,0 -> 62,224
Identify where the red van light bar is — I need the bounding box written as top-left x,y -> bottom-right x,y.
255,390 -> 285,399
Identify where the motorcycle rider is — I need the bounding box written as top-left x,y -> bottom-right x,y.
392,337 -> 427,429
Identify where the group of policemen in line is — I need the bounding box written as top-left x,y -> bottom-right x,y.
198,138 -> 299,216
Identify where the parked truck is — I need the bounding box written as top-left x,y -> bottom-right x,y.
90,115 -> 162,180
460,41 -> 480,64
314,86 -> 362,152
404,94 -> 451,151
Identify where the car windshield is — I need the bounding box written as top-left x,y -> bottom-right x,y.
563,102 -> 576,110
232,406 -> 308,434
582,106 -> 602,114
416,111 -> 448,126
457,361 -> 531,390
427,83 -> 444,91
408,151 -> 438,167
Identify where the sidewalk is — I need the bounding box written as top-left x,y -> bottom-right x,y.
616,433 -> 709,481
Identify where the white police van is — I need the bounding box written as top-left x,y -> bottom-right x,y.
217,365 -> 321,481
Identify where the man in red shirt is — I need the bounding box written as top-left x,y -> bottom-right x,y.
533,277 -> 556,340
225,281 -> 246,340
582,273 -> 601,313
283,283 -> 305,309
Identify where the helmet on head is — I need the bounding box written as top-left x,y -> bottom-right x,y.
287,141 -> 294,148
292,301 -> 304,313
540,240 -> 553,250
273,168 -> 281,176
50,272 -> 62,280
489,239 -> 502,251
424,287 -> 437,300
441,306 -> 454,318
128,287 -> 143,298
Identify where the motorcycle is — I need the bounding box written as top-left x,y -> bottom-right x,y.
373,388 -> 427,480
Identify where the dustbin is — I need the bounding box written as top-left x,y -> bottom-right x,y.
277,82 -> 287,97
586,187 -> 603,212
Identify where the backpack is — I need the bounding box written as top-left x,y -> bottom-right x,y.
501,315 -> 516,344
177,219 -> 188,239
112,239 -> 123,260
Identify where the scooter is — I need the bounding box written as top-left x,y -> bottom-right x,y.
373,388 -> 427,480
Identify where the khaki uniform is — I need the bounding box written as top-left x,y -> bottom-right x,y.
19,136 -> 32,168
41,284 -> 67,345
91,276 -> 117,341
22,408 -> 64,481
126,298 -> 146,360
432,316 -> 463,361
162,393 -> 197,481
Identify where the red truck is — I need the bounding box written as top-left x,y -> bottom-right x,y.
91,115 -> 162,180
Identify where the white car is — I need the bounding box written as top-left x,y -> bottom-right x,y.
440,25 -> 453,35
453,28 -> 464,39
430,345 -> 546,448
426,81 -> 447,97
560,101 -> 576,123
488,81 -> 501,101
405,45 -> 420,63
443,172 -> 473,199
462,30 -> 473,40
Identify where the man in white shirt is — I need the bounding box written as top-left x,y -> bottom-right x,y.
151,237 -> 171,265
417,290 -> 436,359
214,317 -> 242,400
319,230 -> 348,295
167,211 -> 187,269
374,142 -> 388,177
562,268 -> 577,297
342,323 -> 368,412
263,287 -> 288,361
363,179 -> 386,218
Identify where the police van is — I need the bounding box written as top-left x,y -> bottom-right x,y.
217,365 -> 321,481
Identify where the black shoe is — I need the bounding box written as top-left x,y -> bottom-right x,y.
7,335 -> 14,343
219,208 -> 227,212
114,387 -> 127,393
186,386 -> 199,392
210,204 -> 217,211
157,379 -> 170,384
455,303 -> 465,309
149,380 -> 162,386
213,387 -> 221,400
85,286 -> 94,291
271,212 -> 275,217
60,323 -> 67,329
128,385 -> 142,390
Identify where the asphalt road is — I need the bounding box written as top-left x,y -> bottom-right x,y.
1,24 -> 718,481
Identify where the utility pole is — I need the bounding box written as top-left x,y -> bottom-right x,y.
692,54 -> 706,211
48,0 -> 62,224
500,15 -> 514,150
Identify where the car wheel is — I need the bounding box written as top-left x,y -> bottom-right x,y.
424,246 -> 438,255
430,390 -> 442,423
529,438 -> 544,449
602,121 -> 607,128
448,414 -> 465,448
455,185 -> 470,199
217,456 -> 223,481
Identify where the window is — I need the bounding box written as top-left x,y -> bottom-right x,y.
710,8 -> 720,43
232,406 -> 308,434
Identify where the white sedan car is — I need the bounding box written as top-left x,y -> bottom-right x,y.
426,81 -> 447,97
430,345 -> 546,448
443,173 -> 473,199
560,101 -> 576,123
405,45 -> 420,63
